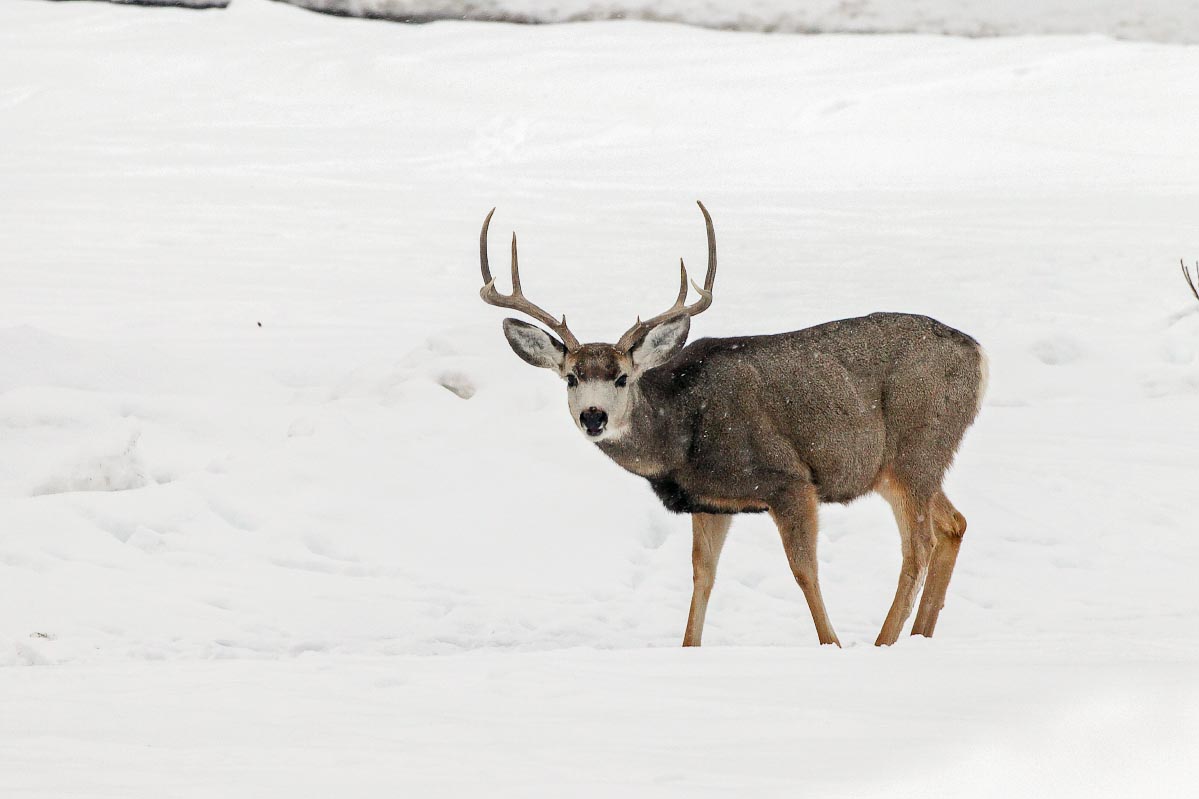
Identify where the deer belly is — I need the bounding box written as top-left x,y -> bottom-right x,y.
802,426 -> 886,504
646,476 -> 768,515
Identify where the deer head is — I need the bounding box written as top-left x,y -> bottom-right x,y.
479,202 -> 718,441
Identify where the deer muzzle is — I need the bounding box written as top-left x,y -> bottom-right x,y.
579,407 -> 608,437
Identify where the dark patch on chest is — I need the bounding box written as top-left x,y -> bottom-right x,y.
646,476 -> 767,515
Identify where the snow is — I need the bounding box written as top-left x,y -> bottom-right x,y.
293,0 -> 1199,43
54,0 -> 1199,44
2,0 -> 1199,794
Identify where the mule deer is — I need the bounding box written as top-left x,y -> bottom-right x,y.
479,202 -> 986,646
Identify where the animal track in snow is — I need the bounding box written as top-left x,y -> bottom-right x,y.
30,431 -> 151,496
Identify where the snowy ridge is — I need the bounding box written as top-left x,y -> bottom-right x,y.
50,0 -> 230,8
280,0 -> 1199,44
41,0 -> 1199,43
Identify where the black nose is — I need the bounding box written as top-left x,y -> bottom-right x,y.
580,407 -> 608,436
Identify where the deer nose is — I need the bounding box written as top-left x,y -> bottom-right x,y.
580,407 -> 608,436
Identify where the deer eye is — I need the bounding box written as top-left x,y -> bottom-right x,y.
615,374 -> 628,388
566,374 -> 578,388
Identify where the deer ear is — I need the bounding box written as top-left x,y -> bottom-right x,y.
629,315 -> 690,374
502,318 -> 567,371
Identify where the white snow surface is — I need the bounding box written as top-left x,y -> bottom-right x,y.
3,0 -> 1199,795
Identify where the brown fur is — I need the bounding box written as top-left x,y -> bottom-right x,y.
591,312 -> 985,647
568,345 -> 623,382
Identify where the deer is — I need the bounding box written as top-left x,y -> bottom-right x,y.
478,202 -> 987,647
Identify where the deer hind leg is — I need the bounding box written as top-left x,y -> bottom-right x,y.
875,477 -> 936,646
769,484 -> 841,647
682,513 -> 733,647
910,491 -> 967,638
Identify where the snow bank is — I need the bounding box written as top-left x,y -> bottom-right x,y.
44,0 -> 1199,43
54,0 -> 229,8
284,0 -> 1199,44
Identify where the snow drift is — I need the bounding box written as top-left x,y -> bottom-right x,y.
43,0 -> 1199,43
50,0 -> 230,8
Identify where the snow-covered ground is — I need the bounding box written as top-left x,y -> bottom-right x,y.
3,0 -> 1199,795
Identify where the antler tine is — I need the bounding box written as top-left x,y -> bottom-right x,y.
697,200 -> 717,294
638,259 -> 693,325
479,207 -> 497,286
1182,259 -> 1199,303
511,232 -> 521,293
478,209 -> 581,351
667,258 -> 689,312
615,201 -> 719,352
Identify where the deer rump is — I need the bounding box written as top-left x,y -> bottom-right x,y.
599,312 -> 986,514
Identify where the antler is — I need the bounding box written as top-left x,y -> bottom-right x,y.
1182,260 -> 1199,303
615,201 -> 718,352
479,208 -> 581,351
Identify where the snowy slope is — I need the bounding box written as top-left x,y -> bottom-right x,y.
2,0 -> 1199,795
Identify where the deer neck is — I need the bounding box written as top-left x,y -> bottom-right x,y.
595,377 -> 688,478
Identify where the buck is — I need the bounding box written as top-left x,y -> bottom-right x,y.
479,202 -> 987,647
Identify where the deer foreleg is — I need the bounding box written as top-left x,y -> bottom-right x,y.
682,513 -> 732,647
769,484 -> 841,647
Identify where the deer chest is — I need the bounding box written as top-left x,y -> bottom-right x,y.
646,475 -> 768,516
